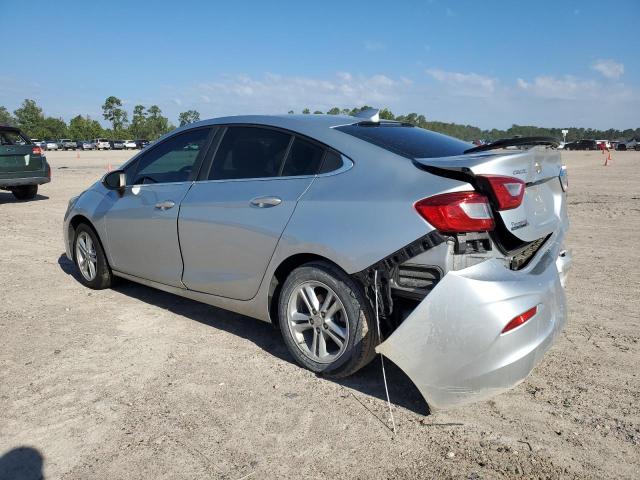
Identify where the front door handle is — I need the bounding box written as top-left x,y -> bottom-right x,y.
155,200 -> 176,210
250,196 -> 282,208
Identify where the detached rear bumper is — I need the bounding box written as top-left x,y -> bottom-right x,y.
377,239 -> 571,410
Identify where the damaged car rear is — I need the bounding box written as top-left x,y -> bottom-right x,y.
63,111 -> 570,411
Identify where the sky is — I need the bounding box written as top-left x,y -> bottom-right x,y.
1,0 -> 638,130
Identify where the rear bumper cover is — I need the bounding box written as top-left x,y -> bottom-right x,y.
0,176 -> 50,187
377,235 -> 571,410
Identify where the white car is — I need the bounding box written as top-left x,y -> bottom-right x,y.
45,140 -> 59,151
123,140 -> 137,150
94,138 -> 111,150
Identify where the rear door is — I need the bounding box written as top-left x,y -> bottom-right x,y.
179,127 -> 323,300
0,129 -> 43,177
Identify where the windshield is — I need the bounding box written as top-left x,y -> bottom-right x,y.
335,123 -> 471,159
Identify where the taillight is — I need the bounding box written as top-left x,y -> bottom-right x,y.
415,192 -> 494,233
501,306 -> 538,334
32,146 -> 43,155
478,175 -> 525,210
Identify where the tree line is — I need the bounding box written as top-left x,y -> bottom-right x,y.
1,98 -> 638,142
0,97 -> 201,141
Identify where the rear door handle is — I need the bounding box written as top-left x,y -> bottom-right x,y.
250,196 -> 282,208
155,200 -> 176,210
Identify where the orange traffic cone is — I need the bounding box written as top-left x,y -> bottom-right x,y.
604,151 -> 612,166
76,151 -> 80,159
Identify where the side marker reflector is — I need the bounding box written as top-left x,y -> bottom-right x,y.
501,305 -> 538,334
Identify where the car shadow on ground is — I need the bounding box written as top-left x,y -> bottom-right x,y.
57,254 -> 428,415
0,192 -> 49,204
0,446 -> 44,480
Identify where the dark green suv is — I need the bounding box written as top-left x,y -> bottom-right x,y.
0,125 -> 51,200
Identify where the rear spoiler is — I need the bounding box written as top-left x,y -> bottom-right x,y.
464,136 -> 559,154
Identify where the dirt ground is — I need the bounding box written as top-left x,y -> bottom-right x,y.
1,148 -> 638,479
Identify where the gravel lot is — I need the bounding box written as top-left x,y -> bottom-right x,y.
1,149 -> 638,479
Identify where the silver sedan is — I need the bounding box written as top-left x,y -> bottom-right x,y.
63,111 -> 571,410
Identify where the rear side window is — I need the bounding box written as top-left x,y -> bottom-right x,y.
335,124 -> 470,159
319,151 -> 343,173
280,137 -> 324,176
209,127 -> 291,180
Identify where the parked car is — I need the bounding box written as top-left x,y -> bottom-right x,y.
135,139 -> 150,149
615,138 -> 640,151
0,124 -> 51,199
60,139 -> 77,150
63,113 -> 571,410
564,139 -> 597,150
44,140 -> 59,151
123,140 -> 137,150
81,140 -> 96,150
94,138 -> 111,150
110,140 -> 125,150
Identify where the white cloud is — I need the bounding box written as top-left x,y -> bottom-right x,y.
194,72 -> 401,113
591,59 -> 624,79
426,69 -> 496,96
516,75 -> 600,99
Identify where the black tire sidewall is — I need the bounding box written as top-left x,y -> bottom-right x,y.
12,185 -> 38,200
278,262 -> 376,377
73,224 -> 112,289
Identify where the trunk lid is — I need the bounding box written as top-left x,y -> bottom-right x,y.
415,147 -> 566,243
0,144 -> 44,174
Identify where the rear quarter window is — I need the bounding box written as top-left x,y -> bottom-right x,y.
335,124 -> 470,159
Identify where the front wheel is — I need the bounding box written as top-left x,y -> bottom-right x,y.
12,185 -> 38,200
73,224 -> 113,289
278,261 -> 377,378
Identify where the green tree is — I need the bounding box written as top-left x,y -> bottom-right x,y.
313,110 -> 323,114
14,99 -> 46,138
178,109 -> 200,127
302,108 -> 310,114
129,104 -> 148,139
0,106 -> 16,126
146,105 -> 172,139
69,115 -> 104,140
42,117 -> 68,139
326,107 -> 341,115
287,110 -> 294,114
101,96 -> 128,133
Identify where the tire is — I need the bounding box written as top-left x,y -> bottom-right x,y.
12,185 -> 38,200
73,224 -> 113,289
278,261 -> 378,378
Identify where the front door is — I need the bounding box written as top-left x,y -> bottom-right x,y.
104,127 -> 213,286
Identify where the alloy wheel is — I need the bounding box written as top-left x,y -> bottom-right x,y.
286,281 -> 349,364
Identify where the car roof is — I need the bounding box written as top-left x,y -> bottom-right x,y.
187,114 -> 359,139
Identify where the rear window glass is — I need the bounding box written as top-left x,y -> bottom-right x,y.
335,124 -> 470,159
0,129 -> 29,145
319,151 -> 343,173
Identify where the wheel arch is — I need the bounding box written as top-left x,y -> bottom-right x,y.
67,214 -> 109,266
267,253 -> 349,328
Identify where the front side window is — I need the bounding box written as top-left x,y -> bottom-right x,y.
132,128 -> 211,184
209,127 -> 291,180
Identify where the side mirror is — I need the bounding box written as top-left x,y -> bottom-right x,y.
103,169 -> 126,196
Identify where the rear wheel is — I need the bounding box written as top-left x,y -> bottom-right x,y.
12,185 -> 38,200
73,224 -> 113,289
278,261 -> 377,378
